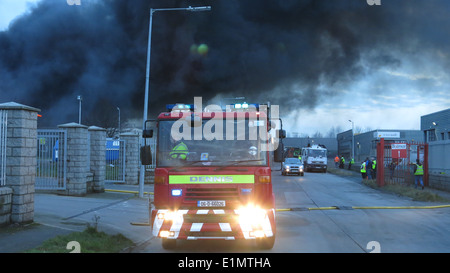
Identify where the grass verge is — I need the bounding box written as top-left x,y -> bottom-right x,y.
24,226 -> 134,253
362,179 -> 450,202
327,164 -> 450,203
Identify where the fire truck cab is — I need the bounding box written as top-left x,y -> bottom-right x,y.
141,102 -> 284,249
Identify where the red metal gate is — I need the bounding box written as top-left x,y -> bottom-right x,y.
376,138 -> 428,187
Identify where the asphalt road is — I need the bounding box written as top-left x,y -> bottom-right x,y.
135,170 -> 450,253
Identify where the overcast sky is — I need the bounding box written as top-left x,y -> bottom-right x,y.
0,0 -> 39,31
1,0 -> 449,136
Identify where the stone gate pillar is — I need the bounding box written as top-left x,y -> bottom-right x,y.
120,132 -> 140,185
0,102 -> 40,224
88,126 -> 106,193
58,122 -> 89,196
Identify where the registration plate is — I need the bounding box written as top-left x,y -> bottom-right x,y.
197,200 -> 226,207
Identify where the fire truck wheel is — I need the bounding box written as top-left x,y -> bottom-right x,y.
162,238 -> 177,250
256,235 -> 275,250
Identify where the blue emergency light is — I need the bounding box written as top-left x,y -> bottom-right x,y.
166,104 -> 196,111
231,103 -> 259,110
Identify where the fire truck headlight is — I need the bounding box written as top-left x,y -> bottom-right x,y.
171,189 -> 182,197
159,231 -> 175,238
238,205 -> 267,227
157,211 -> 183,222
250,230 -> 266,238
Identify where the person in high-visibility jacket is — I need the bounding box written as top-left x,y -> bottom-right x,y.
372,159 -> 377,179
340,156 -> 345,169
348,158 -> 354,170
360,161 -> 367,180
413,159 -> 424,190
169,141 -> 189,160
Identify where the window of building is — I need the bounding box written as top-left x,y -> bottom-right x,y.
441,132 -> 445,140
428,130 -> 436,141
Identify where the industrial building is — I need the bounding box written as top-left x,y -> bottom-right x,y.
337,129 -> 423,163
421,108 -> 450,175
421,108 -> 450,142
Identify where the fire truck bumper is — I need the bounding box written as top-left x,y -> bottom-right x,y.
151,207 -> 275,240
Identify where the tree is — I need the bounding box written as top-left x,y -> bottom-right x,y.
312,131 -> 323,138
85,98 -> 120,138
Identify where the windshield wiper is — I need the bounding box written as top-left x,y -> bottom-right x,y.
213,159 -> 264,171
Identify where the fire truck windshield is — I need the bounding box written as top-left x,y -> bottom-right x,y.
157,119 -> 268,167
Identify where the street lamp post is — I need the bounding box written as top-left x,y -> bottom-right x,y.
139,5 -> 211,197
77,95 -> 82,124
349,120 -> 354,160
117,107 -> 120,134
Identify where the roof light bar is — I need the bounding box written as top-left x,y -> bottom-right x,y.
231,103 -> 260,110
166,104 -> 196,111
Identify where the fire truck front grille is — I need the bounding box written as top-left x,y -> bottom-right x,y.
184,231 -> 237,237
184,188 -> 239,202
183,213 -> 237,224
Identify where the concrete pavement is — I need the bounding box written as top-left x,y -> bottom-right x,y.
0,183 -> 154,253
1,177 -> 450,253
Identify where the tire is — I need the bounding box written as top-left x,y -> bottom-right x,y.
256,235 -> 275,250
162,238 -> 177,250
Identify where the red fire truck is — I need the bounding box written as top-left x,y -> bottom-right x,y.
141,102 -> 284,249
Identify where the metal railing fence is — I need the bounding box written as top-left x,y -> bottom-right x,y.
36,129 -> 67,190
0,110 -> 7,187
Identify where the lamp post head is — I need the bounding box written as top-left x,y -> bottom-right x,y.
188,6 -> 211,12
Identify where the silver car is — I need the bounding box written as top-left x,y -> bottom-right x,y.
282,158 -> 304,176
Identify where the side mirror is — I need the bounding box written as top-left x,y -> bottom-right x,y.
140,145 -> 152,165
268,121 -> 277,131
274,142 -> 284,162
143,119 -> 156,138
277,129 -> 286,139
143,129 -> 153,138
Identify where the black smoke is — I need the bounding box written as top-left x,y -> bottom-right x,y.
0,0 -> 449,128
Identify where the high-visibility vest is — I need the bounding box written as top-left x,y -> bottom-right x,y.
350,159 -> 354,164
360,162 -> 366,173
170,142 -> 189,160
414,164 -> 424,175
372,160 -> 377,170
341,157 -> 345,164
335,157 -> 339,162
